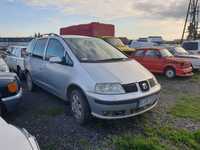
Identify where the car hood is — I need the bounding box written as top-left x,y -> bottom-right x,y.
0,117 -> 33,150
81,59 -> 154,84
0,72 -> 17,79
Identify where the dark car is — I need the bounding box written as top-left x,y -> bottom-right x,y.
0,57 -> 22,116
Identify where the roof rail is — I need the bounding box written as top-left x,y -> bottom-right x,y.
37,33 -> 60,38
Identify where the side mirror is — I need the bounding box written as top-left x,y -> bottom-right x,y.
49,56 -> 62,64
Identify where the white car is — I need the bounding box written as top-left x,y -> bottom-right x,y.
0,117 -> 40,150
129,39 -> 155,49
182,40 -> 200,55
168,46 -> 200,70
5,46 -> 27,78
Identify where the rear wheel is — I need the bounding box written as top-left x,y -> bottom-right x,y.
26,72 -> 35,92
70,89 -> 90,125
17,67 -> 24,80
165,67 -> 176,78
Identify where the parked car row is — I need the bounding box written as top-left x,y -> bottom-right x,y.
128,48 -> 193,78
0,58 -> 40,149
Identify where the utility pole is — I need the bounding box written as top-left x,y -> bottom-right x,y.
181,0 -> 200,42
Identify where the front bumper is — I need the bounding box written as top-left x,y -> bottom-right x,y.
176,67 -> 193,77
86,85 -> 161,119
1,88 -> 22,112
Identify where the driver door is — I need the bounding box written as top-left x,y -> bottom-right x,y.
43,38 -> 73,100
143,50 -> 163,73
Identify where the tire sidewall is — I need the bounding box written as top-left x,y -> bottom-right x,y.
26,72 -> 34,91
70,89 -> 90,125
165,68 -> 176,78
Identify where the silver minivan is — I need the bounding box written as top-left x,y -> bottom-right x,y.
25,34 -> 161,124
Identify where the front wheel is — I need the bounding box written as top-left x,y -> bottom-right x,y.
70,89 -> 91,125
165,67 -> 176,79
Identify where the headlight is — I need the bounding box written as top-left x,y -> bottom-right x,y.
21,128 -> 40,150
95,83 -> 125,95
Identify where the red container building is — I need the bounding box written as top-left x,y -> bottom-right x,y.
60,22 -> 115,37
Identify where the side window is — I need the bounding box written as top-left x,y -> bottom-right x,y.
32,38 -> 47,58
45,39 -> 65,60
145,50 -> 160,57
134,50 -> 145,57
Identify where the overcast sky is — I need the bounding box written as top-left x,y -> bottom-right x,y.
0,0 -> 189,40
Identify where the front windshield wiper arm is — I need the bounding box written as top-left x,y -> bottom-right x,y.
98,58 -> 128,62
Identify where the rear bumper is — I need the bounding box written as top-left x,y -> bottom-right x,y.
176,67 -> 193,77
1,88 -> 22,112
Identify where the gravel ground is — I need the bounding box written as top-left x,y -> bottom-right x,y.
5,75 -> 200,150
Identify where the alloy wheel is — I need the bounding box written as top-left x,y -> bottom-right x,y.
166,69 -> 175,78
71,92 -> 83,120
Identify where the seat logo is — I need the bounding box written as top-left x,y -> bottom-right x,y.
142,82 -> 148,90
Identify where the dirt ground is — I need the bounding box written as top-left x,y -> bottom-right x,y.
5,74 -> 200,150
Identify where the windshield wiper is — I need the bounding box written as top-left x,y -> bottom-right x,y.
96,58 -> 128,62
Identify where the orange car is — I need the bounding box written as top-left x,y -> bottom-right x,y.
129,48 -> 193,78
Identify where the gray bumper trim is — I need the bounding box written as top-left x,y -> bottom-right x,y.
1,88 -> 23,102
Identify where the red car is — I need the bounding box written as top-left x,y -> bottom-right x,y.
129,48 -> 193,78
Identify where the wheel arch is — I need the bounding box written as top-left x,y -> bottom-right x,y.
66,84 -> 86,100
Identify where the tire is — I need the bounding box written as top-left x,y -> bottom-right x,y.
0,104 -> 2,117
69,89 -> 90,125
26,72 -> 35,92
165,67 -> 176,79
0,104 -> 5,117
17,67 -> 24,80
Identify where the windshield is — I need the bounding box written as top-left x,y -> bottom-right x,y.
104,38 -> 125,47
64,38 -> 127,62
174,47 -> 189,55
160,49 -> 173,57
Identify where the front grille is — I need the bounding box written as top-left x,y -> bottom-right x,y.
139,81 -> 150,92
122,83 -> 138,93
148,78 -> 156,88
